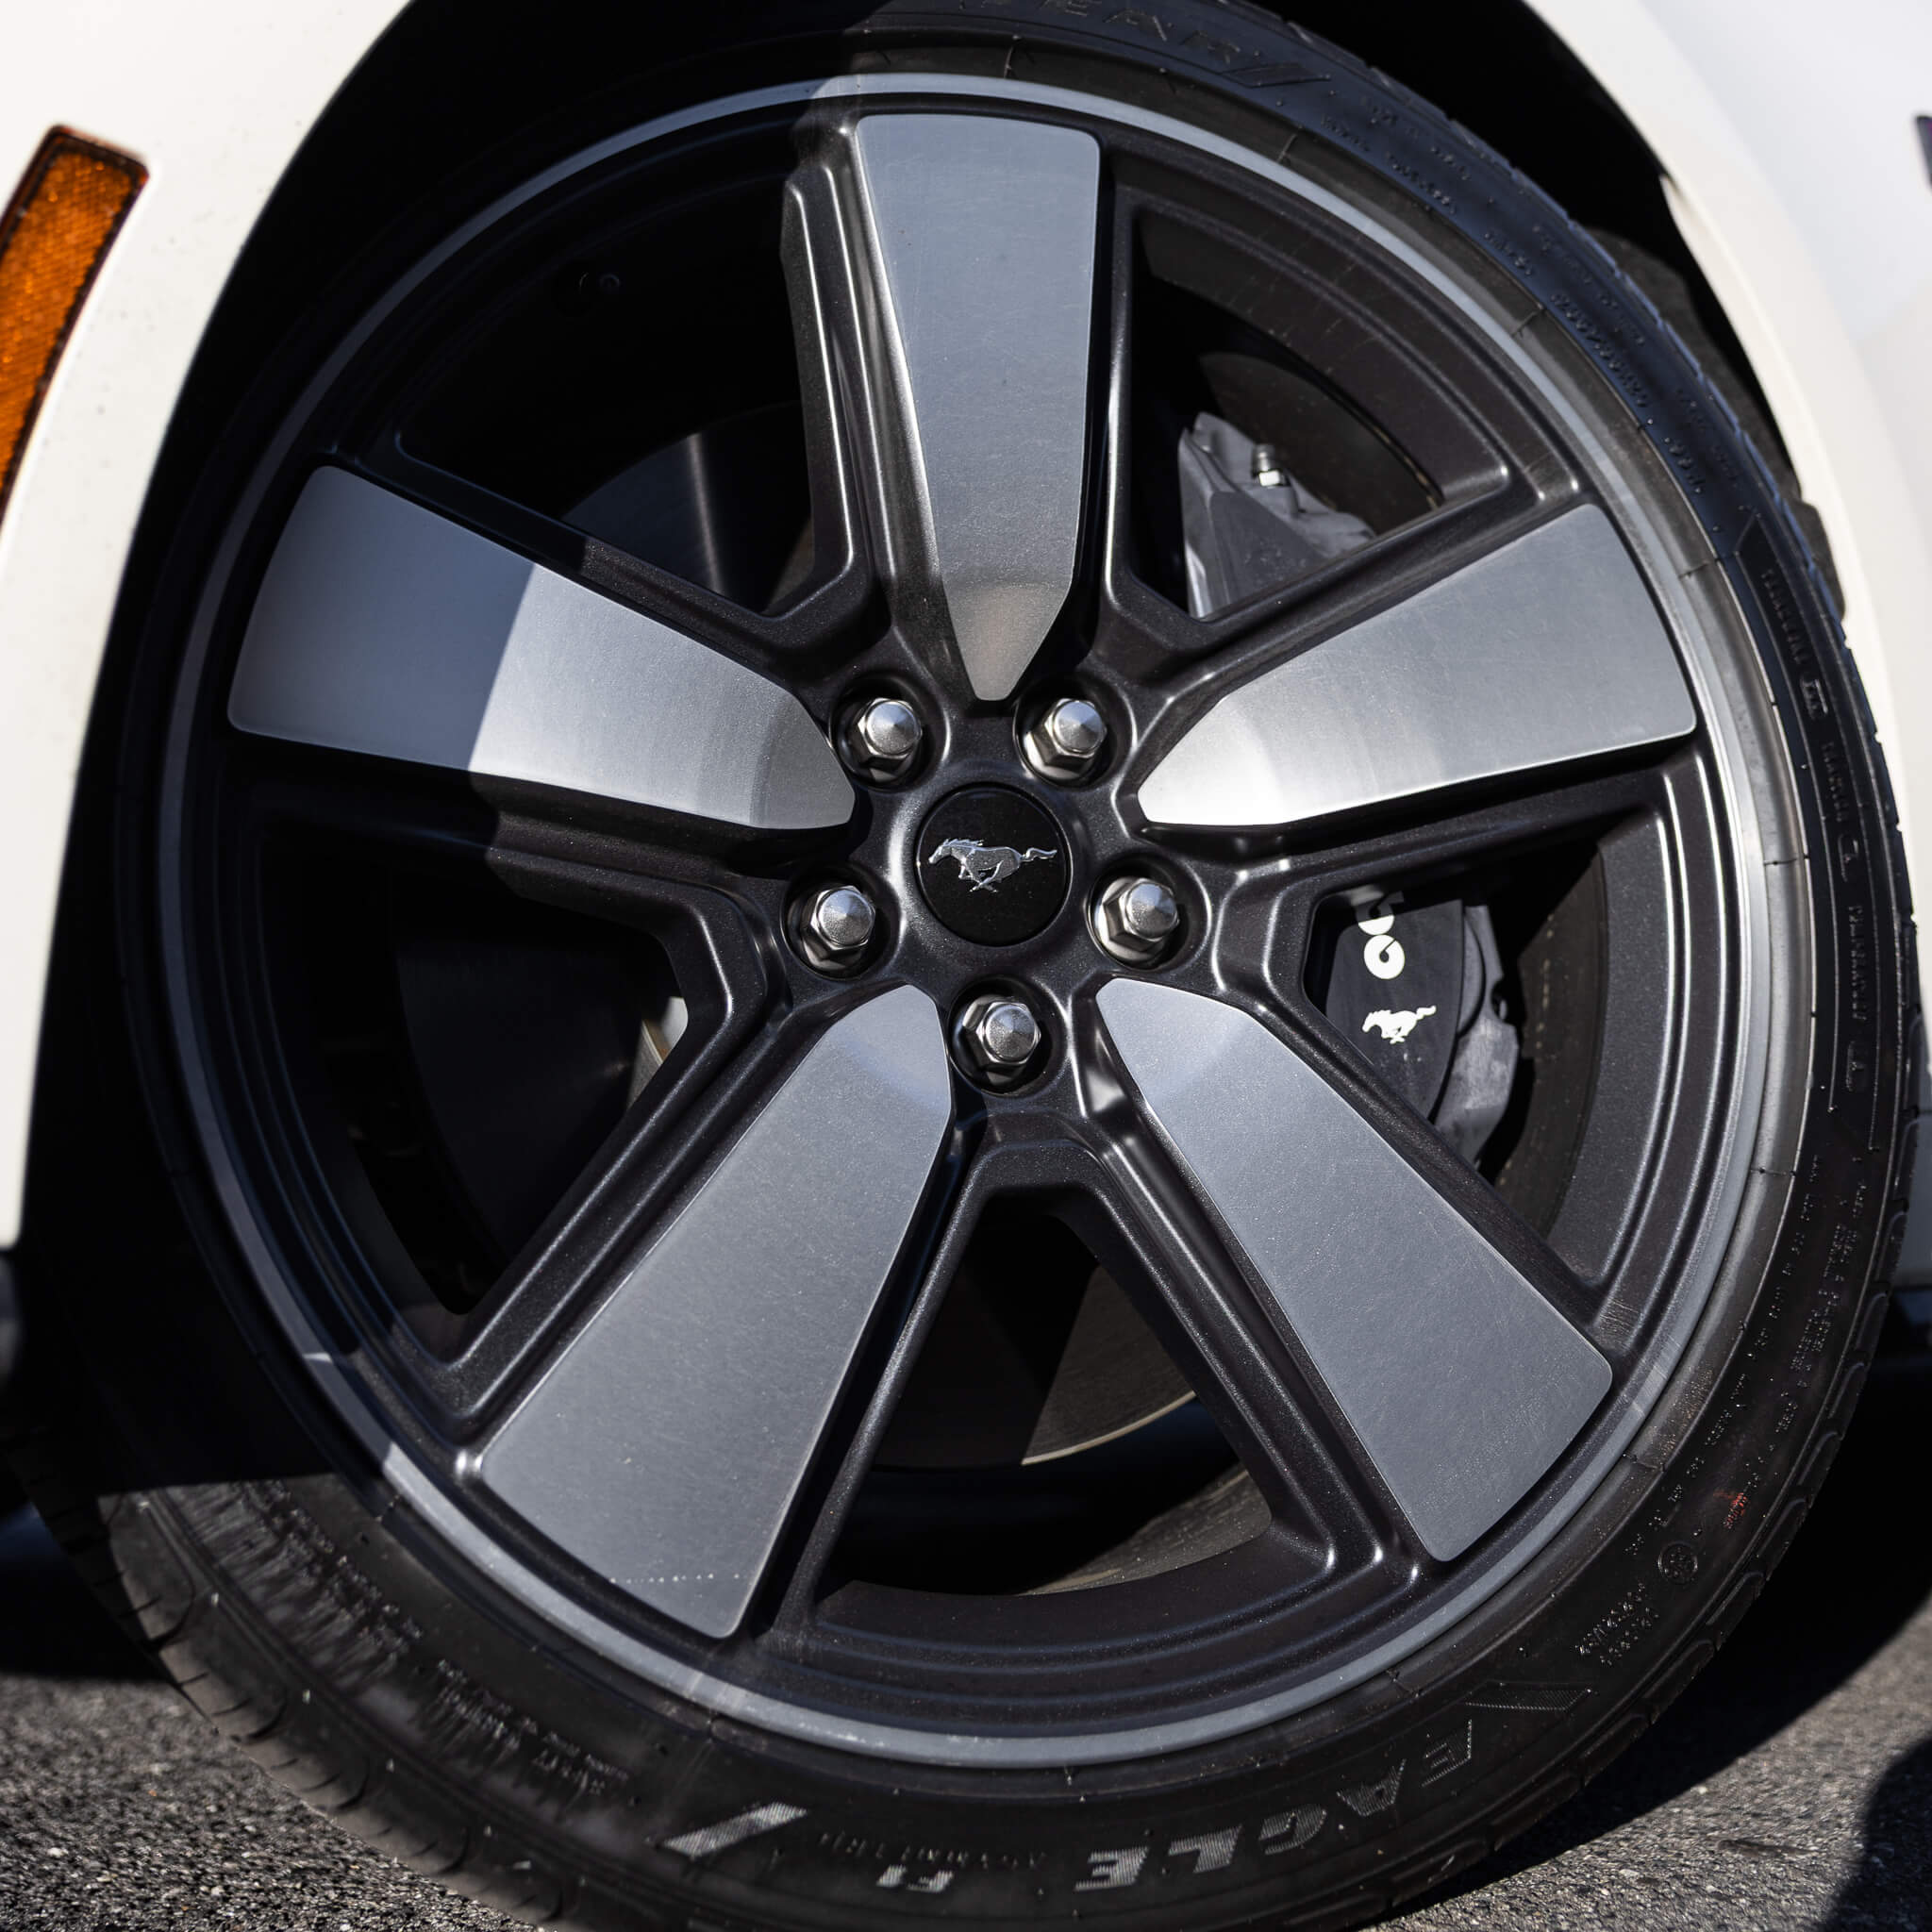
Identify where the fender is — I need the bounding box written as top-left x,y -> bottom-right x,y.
0,0 -> 408,1248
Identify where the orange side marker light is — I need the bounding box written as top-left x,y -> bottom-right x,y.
0,128 -> 144,521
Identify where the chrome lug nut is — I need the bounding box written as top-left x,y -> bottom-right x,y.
793,882 -> 877,974
810,884 -> 876,952
856,696 -> 920,762
1093,874 -> 1181,965
974,1000 -> 1041,1066
841,693 -> 924,782
1043,696 -> 1107,760
1023,694 -> 1108,784
957,992 -> 1044,1084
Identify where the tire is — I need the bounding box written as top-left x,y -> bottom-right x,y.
6,5 -> 1917,1928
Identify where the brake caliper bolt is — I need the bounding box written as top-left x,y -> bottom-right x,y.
1094,874 -> 1182,965
840,694 -> 924,782
793,882 -> 877,973
1023,694 -> 1108,783
957,992 -> 1044,1084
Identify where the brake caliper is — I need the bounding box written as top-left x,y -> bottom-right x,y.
1324,898 -> 1519,1162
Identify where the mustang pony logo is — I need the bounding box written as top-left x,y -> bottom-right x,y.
1362,1007 -> 1437,1044
927,838 -> 1059,892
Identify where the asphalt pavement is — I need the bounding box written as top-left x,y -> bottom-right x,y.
3,1367 -> 1930,1931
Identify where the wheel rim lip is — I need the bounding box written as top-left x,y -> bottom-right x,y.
152,70 -> 1784,1768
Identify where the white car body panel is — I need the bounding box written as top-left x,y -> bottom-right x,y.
0,0 -> 1926,1264
0,0 -> 408,1245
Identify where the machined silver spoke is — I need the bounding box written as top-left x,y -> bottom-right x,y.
228,467 -> 854,830
1096,978 -> 1609,1560
476,985 -> 953,1640
841,112 -> 1100,700
1137,504 -> 1695,829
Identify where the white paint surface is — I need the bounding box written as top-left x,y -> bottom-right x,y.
0,2 -> 407,1244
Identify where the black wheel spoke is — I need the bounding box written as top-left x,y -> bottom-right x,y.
1129,501 -> 1693,839
786,108 -> 1105,700
360,430 -> 873,673
758,1114 -> 995,1633
1095,976 -> 1607,1562
226,464 -> 855,834
1070,1110 -> 1394,1574
1203,758 -> 1679,933
228,745 -> 817,941
465,986 -> 956,1640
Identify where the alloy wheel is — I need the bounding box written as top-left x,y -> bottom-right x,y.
158,73 -> 1770,1767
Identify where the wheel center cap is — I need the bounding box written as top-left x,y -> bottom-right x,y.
917,788 -> 1071,945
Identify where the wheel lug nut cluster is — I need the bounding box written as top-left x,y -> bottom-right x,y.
956,991 -> 1044,1085
807,679 -> 1188,994
841,693 -> 924,782
1092,874 -> 1182,964
793,881 -> 877,974
1022,694 -> 1107,784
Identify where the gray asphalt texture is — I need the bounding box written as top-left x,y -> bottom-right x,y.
3,1370 -> 1929,1930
